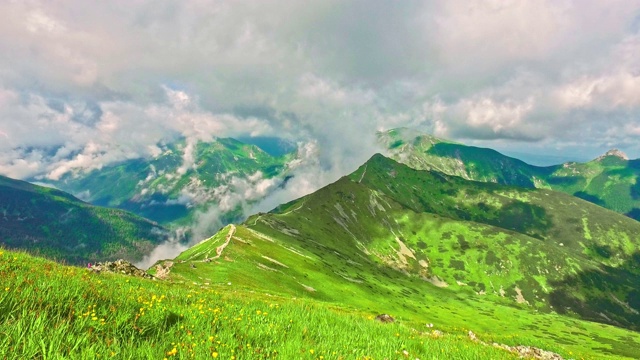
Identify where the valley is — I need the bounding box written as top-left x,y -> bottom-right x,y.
42,137 -> 295,227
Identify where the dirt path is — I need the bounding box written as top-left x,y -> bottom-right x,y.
251,215 -> 263,226
213,224 -> 236,259
358,164 -> 367,183
281,199 -> 307,216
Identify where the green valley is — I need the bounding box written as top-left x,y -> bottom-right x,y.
45,137 -> 295,226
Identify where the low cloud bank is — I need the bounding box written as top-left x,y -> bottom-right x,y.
135,138 -> 377,268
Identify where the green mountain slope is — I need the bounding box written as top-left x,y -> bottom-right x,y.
164,154 -> 640,359
46,137 -> 294,225
380,128 -> 640,220
0,175 -> 169,264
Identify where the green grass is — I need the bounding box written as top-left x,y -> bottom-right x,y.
0,248 -> 519,359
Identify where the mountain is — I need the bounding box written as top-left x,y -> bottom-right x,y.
0,175 -> 170,264
380,128 -> 640,221
43,137 -> 295,226
161,154 -> 640,359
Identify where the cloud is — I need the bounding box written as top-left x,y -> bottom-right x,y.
2,1 -> 640,170
188,170 -> 285,240
423,94 -> 538,142
555,72 -> 640,110
0,85 -> 272,179
135,227 -> 191,270
136,140 -> 341,265
3,1 -> 640,263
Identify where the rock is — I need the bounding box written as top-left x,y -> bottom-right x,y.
495,344 -> 563,360
89,259 -> 154,279
510,346 -> 564,360
596,149 -> 628,161
155,261 -> 173,279
374,314 -> 395,323
468,330 -> 478,341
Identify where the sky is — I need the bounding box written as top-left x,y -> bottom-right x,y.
2,0 -> 640,179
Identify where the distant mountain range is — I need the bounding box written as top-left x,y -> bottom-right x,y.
380,128 -> 640,221
41,137 -> 295,226
36,130 -> 640,230
0,175 -> 170,264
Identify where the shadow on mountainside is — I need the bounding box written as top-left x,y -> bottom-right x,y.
548,252 -> 640,331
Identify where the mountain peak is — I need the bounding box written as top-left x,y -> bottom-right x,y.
377,128 -> 452,152
596,149 -> 628,161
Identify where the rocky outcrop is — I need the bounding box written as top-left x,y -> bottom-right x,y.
374,314 -> 395,323
493,344 -> 564,360
467,331 -> 563,360
90,259 -> 154,279
596,149 -> 628,161
154,261 -> 173,279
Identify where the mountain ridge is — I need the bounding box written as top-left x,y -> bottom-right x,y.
379,128 -> 640,220
0,174 -> 171,264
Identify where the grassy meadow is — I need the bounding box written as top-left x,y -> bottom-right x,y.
1,248 -> 519,359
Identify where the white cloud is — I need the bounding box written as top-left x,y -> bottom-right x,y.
0,85 -> 272,179
26,10 -> 66,34
442,97 -> 539,141
135,227 -> 191,269
175,139 -> 197,176
0,0 -> 640,228
430,0 -> 569,65
428,1 -> 638,77
556,72 -> 640,110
